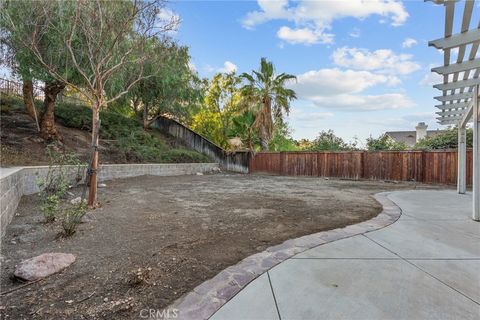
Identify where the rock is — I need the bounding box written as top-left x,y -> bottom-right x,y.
196,172 -> 204,176
70,197 -> 82,205
66,191 -> 75,197
14,253 -> 76,281
98,183 -> 107,188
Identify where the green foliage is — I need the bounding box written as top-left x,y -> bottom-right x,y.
160,149 -> 210,163
1,0 -> 79,84
128,42 -> 203,123
309,130 -> 355,151
239,57 -> 297,150
40,193 -> 62,223
61,202 -> 87,237
414,127 -> 473,150
54,102 -> 209,163
191,72 -> 242,148
37,144 -> 82,222
268,119 -> 298,151
366,134 -> 408,151
227,111 -> 258,150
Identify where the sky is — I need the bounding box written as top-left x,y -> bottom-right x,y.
2,1 -> 477,145
166,0 -> 479,146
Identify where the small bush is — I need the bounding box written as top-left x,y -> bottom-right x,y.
62,202 -> 88,236
37,144 -> 82,223
41,193 -> 63,223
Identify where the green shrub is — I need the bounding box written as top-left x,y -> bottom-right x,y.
40,193 -> 63,223
62,202 -> 88,236
160,149 -> 210,163
37,144 -> 82,223
54,102 -> 211,163
414,128 -> 473,150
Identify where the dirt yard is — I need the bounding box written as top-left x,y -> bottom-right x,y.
0,174 -> 440,319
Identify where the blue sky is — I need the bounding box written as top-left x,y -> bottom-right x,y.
169,0 -> 479,145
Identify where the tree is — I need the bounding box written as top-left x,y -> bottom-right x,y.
227,111 -> 258,151
296,139 -> 313,150
191,72 -> 241,148
127,41 -> 202,129
366,134 -> 407,151
2,0 -> 178,206
309,130 -> 352,151
1,1 -> 79,139
239,58 -> 296,151
268,118 -> 298,151
414,127 -> 473,150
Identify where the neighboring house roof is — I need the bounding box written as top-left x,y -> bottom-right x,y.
385,130 -> 445,147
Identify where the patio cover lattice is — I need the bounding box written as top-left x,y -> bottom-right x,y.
428,0 -> 480,220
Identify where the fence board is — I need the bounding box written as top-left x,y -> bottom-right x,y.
249,150 -> 473,186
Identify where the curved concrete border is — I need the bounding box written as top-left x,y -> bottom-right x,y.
169,192 -> 402,320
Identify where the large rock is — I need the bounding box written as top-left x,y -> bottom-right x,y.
14,253 -> 76,281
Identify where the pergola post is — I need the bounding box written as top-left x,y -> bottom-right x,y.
473,85 -> 479,221
457,126 -> 467,194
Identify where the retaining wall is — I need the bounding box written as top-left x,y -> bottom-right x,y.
0,163 -> 219,237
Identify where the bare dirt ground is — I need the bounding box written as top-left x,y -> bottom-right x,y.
0,174 -> 444,319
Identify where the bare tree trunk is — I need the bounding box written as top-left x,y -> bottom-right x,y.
260,137 -> 269,151
88,105 -> 100,207
40,81 -> 65,140
22,79 -> 40,131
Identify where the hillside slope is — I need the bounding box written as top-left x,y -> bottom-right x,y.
0,95 -> 211,167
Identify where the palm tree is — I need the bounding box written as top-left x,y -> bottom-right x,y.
239,58 -> 297,151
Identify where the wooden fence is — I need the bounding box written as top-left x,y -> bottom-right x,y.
249,150 -> 473,186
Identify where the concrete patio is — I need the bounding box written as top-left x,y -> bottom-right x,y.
211,190 -> 480,320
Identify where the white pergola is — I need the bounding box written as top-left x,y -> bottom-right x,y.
428,0 -> 479,221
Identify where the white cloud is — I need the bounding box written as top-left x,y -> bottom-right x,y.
349,28 -> 361,38
402,37 -> 418,48
332,47 -> 421,75
218,61 -> 238,73
277,26 -> 333,45
288,109 -> 334,128
310,93 -> 415,111
419,71 -> 442,87
242,0 -> 408,45
290,68 -> 400,99
289,67 -> 412,112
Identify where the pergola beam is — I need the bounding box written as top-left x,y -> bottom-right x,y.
439,119 -> 461,125
429,28 -> 480,49
434,77 -> 480,90
436,109 -> 468,116
432,58 -> 480,75
434,92 -> 472,101
435,101 -> 470,110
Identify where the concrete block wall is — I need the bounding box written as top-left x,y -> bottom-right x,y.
0,163 -> 219,237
